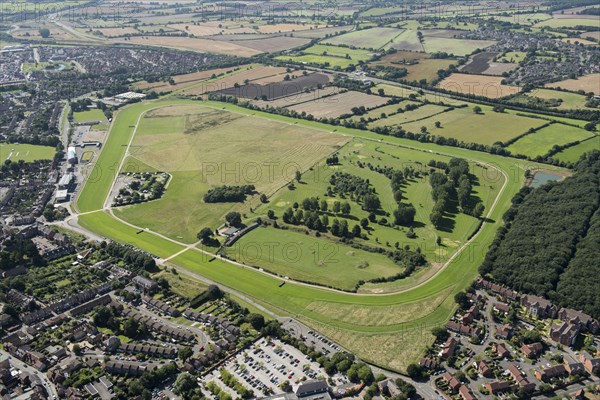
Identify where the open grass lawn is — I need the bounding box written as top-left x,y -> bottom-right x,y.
231,227 -> 405,291
75,98 -> 562,373
73,109 -> 106,123
113,104 -> 348,243
507,123 -> 595,158
553,136 -> 600,163
0,143 -> 55,162
324,27 -> 405,49
423,36 -> 495,56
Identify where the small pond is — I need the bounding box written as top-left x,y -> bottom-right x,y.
531,171 -> 563,188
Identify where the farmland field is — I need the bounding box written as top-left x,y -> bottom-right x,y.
535,17 -> 600,29
74,98 -> 562,372
553,136 -> 600,163
112,36 -> 262,57
523,88 -> 590,110
545,73 -> 600,95
275,54 -> 358,69
285,91 -> 389,119
506,123 -> 594,158
400,106 -> 547,146
438,73 -> 521,99
386,29 -> 423,51
422,37 -> 495,56
368,104 -> 450,128
302,44 -> 373,62
324,27 -> 405,49
0,143 -> 56,162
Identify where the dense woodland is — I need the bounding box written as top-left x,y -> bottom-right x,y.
480,151 -> 600,318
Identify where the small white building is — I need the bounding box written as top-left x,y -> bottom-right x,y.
67,147 -> 77,164
55,190 -> 69,202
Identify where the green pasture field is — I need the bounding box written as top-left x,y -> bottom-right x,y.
74,98 -> 563,372
385,29 -> 423,51
535,18 -> 600,29
345,102 -> 419,123
0,143 -> 55,162
553,136 -> 600,163
73,109 -> 106,123
524,88 -> 589,110
302,44 -> 373,62
275,54 -> 357,69
324,27 -> 406,49
368,104 -> 450,128
400,106 -> 548,146
113,104 -> 347,243
422,36 -> 495,56
507,123 -> 595,158
230,227 -> 406,291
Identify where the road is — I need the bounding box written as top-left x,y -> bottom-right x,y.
0,349 -> 59,399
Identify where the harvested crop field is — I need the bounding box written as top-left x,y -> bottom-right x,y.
214,73 -> 331,100
167,23 -> 255,36
387,30 -> 423,51
580,31 -> 600,41
423,37 -> 495,56
181,66 -> 289,95
293,26 -> 352,39
229,36 -> 311,52
545,73 -> 600,95
115,36 -> 261,56
461,52 -> 498,74
251,87 -> 341,109
286,91 -> 388,118
96,27 -> 140,37
257,23 -> 325,33
422,28 -> 468,38
134,66 -> 239,92
437,73 -> 520,99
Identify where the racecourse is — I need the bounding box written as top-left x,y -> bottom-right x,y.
74,97 -> 563,371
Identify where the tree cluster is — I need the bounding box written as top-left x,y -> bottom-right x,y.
204,185 -> 255,203
480,151 -> 600,318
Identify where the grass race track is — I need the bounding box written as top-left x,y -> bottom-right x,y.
74,98 -> 564,372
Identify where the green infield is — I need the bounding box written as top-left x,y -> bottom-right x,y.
74,98 -> 565,372
506,123 -> 594,158
229,227 -> 407,291
0,143 -> 56,162
112,104 -> 347,243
